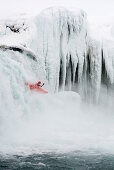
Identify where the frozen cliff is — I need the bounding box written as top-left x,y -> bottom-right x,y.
0,7 -> 114,102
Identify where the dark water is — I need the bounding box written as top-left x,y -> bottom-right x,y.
0,151 -> 114,170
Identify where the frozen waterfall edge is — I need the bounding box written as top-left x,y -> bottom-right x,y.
0,7 -> 114,102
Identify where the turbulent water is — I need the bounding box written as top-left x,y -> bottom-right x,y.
1,151 -> 114,170
0,55 -> 114,169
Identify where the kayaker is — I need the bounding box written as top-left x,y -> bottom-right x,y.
36,81 -> 44,87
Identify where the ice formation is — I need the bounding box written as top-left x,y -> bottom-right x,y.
0,7 -> 114,101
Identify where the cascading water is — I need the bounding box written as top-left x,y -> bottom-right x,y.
0,6 -> 114,169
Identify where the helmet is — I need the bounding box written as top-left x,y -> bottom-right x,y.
38,81 -> 41,84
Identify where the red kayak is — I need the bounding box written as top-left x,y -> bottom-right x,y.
25,83 -> 48,94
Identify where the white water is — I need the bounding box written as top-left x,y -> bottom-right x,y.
0,7 -> 114,156
0,50 -> 114,156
